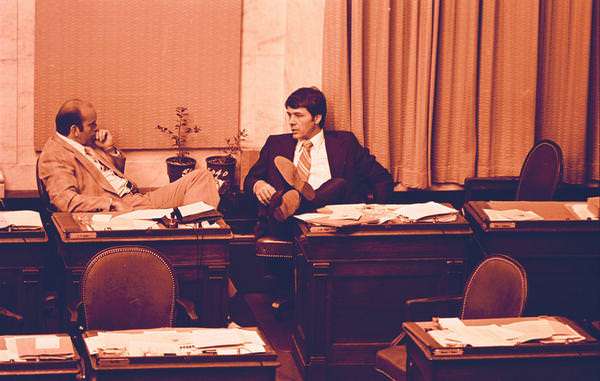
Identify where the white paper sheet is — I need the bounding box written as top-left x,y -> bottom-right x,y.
395,202 -> 458,221
113,208 -> 173,220
483,209 -> 543,221
177,201 -> 214,217
0,210 -> 43,229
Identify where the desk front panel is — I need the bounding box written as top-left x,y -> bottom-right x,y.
465,202 -> 600,320
292,225 -> 472,381
89,364 -> 276,381
407,338 -> 600,381
55,236 -> 230,327
0,236 -> 48,332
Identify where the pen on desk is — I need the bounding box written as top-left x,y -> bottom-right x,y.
432,317 -> 442,330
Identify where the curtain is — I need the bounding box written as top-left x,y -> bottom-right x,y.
323,0 -> 599,188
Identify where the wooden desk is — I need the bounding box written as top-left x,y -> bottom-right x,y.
0,333 -> 82,380
51,213 -> 233,327
0,229 -> 48,332
464,201 -> 600,320
404,316 -> 600,381
291,218 -> 473,380
83,328 -> 278,381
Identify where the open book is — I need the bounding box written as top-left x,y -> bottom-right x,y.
0,210 -> 43,230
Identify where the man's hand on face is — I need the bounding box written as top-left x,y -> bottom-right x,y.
253,180 -> 276,205
94,129 -> 115,150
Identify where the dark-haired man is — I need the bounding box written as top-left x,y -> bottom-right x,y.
38,99 -> 219,212
245,87 -> 393,236
244,87 -> 392,315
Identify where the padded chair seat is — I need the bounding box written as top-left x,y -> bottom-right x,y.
375,346 -> 407,381
256,236 -> 295,259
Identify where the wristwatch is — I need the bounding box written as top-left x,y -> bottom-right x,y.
103,146 -> 120,156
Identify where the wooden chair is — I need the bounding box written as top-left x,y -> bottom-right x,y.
464,139 -> 563,202
374,255 -> 528,381
35,157 -> 56,218
77,245 -> 197,331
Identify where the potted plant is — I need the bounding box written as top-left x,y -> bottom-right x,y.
156,106 -> 201,182
206,128 -> 248,195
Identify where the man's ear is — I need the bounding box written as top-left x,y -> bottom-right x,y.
313,114 -> 322,126
68,124 -> 79,137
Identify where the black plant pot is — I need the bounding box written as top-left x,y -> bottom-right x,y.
206,155 -> 237,195
166,156 -> 197,183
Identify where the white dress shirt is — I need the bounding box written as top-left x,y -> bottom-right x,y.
293,130 -> 331,190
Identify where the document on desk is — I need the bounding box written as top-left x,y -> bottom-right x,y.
429,317 -> 585,348
0,334 -> 75,361
85,327 -> 266,357
483,208 -> 543,221
567,203 -> 599,220
0,210 -> 43,230
395,202 -> 458,221
113,208 -> 173,221
90,215 -> 158,231
296,202 -> 459,228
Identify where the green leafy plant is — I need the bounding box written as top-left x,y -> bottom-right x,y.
156,106 -> 201,159
222,128 -> 248,157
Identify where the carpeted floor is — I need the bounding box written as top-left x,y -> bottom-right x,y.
230,292 -> 303,381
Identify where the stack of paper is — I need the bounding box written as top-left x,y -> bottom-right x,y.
0,334 -> 75,362
84,327 -> 266,357
394,202 -> 458,221
429,317 -> 585,348
88,201 -> 223,230
0,210 -> 43,230
295,202 -> 458,226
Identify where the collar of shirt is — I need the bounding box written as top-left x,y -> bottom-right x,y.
294,129 -> 325,157
56,132 -> 87,156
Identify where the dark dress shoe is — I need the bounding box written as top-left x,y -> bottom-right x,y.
271,297 -> 292,320
274,156 -> 316,201
269,189 -> 301,222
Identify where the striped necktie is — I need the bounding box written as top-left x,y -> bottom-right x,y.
297,140 -> 313,182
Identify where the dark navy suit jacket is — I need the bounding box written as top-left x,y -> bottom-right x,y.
244,130 -> 393,204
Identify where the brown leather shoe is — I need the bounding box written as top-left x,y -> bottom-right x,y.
274,156 -> 316,201
271,189 -> 301,222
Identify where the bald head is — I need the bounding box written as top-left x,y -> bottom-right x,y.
55,99 -> 98,146
55,99 -> 95,136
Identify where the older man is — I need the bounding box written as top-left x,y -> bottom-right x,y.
38,99 -> 219,212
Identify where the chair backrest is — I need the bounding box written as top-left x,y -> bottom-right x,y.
516,139 -> 563,201
461,255 -> 527,319
35,157 -> 56,214
81,245 -> 177,330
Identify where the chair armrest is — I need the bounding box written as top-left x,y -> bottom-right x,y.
0,306 -> 23,333
176,297 -> 199,324
0,306 -> 23,321
405,295 -> 463,322
65,301 -> 85,333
